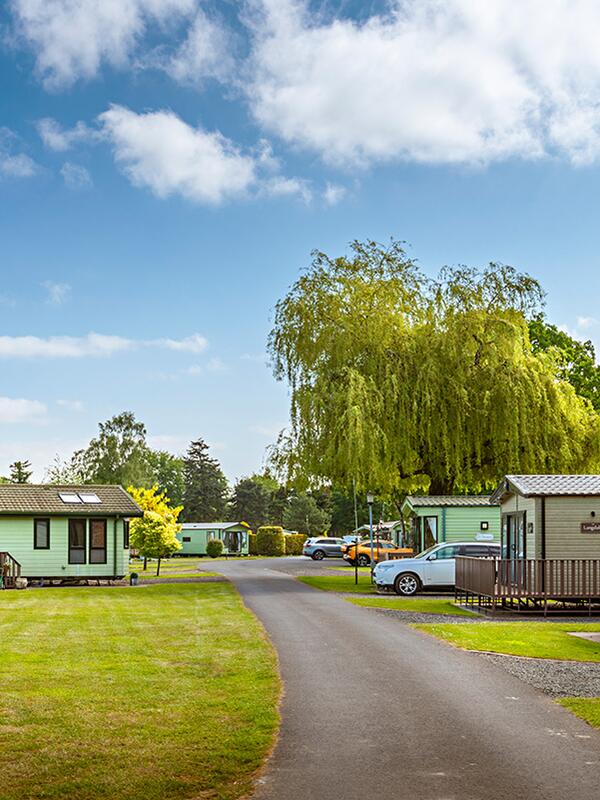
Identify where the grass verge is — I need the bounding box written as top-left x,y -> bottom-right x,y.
414,622 -> 600,661
558,698 -> 600,728
348,597 -> 478,616
0,582 -> 279,800
297,575 -> 376,593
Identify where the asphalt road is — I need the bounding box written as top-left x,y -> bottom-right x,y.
216,557 -> 600,800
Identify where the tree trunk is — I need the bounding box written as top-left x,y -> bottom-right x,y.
156,557 -> 161,577
143,556 -> 148,571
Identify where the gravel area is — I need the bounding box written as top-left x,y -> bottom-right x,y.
370,607 -> 488,624
478,652 -> 600,697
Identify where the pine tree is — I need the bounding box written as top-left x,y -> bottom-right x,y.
9,460 -> 33,484
182,438 -> 229,522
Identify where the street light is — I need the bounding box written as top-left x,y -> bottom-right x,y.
367,492 -> 375,583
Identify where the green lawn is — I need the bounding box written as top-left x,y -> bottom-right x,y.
348,597 -> 479,616
129,558 -> 221,579
415,622 -> 600,661
0,582 -> 279,800
330,566 -> 372,573
558,698 -> 600,728
297,575 -> 376,593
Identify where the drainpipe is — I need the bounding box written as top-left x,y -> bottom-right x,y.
441,507 -> 447,542
541,497 -> 546,560
113,517 -> 118,578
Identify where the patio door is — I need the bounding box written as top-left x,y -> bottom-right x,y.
503,512 -> 526,582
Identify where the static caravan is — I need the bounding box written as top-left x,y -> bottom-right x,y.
401,495 -> 501,552
0,484 -> 142,584
492,475 -> 600,561
177,522 -> 250,556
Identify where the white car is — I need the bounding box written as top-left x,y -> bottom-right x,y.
373,541 -> 500,596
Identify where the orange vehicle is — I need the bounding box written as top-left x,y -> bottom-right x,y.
341,539 -> 413,566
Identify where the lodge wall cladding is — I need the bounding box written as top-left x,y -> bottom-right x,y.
545,497 -> 600,559
500,494 -> 539,557
0,516 -> 129,577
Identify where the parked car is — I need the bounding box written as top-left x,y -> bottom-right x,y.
373,541 -> 501,595
342,539 -> 413,566
302,537 -> 345,560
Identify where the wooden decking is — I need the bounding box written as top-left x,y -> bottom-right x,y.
0,552 -> 22,589
455,556 -> 600,614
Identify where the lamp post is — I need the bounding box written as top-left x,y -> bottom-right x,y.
367,492 -> 375,583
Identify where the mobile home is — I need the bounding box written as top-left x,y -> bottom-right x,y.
177,522 -> 250,556
401,495 -> 501,552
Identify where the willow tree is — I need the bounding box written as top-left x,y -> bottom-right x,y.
268,239 -> 600,497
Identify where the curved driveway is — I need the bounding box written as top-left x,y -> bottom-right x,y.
215,558 -> 600,800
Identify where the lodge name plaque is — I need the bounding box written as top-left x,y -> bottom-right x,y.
581,522 -> 600,533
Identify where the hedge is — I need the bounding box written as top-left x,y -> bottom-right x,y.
248,532 -> 258,555
256,526 -> 285,557
284,533 -> 306,556
206,538 -> 224,558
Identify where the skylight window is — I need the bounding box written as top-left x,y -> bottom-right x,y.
79,493 -> 101,504
59,492 -> 82,504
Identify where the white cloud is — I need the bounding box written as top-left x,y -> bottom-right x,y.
246,0 -> 600,167
42,280 -> 71,306
99,105 -> 257,204
323,182 -> 346,206
263,175 -> 312,203
0,128 -> 37,177
37,118 -> 99,151
0,396 -> 47,424
577,316 -> 598,331
11,0 -> 196,88
60,162 -> 93,189
0,332 -> 209,358
160,8 -> 234,84
57,399 -> 84,412
158,333 -> 208,353
206,356 -> 227,372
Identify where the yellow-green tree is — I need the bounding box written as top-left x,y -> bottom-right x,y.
128,485 -> 182,575
269,239 -> 600,498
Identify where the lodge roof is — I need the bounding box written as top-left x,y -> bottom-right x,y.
492,475 -> 600,501
0,484 -> 143,516
405,495 -> 498,508
180,522 -> 249,530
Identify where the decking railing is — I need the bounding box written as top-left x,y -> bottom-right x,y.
455,556 -> 600,612
0,552 -> 22,588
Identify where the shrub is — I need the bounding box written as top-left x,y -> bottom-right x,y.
284,533 -> 306,556
256,526 -> 285,557
248,532 -> 258,555
206,538 -> 224,558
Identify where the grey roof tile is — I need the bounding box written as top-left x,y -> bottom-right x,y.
0,484 -> 143,516
503,475 -> 600,497
406,495 -> 498,508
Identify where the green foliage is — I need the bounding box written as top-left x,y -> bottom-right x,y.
269,238 -> 600,495
182,437 -> 229,522
230,475 -> 273,530
283,494 -> 331,535
284,533 -> 306,555
529,315 -> 600,410
147,450 -> 185,506
248,531 -> 258,555
206,538 -> 224,558
128,485 -> 183,572
256,526 -> 285,556
8,460 -> 32,483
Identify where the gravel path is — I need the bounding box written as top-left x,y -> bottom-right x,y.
371,607 -> 488,624
478,652 -> 600,697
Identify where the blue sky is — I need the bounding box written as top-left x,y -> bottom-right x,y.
2,0 -> 600,481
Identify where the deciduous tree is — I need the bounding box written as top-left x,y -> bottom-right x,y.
269,239 -> 600,497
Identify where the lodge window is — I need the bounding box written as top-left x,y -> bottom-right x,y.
34,518 -> 50,549
69,519 -> 86,564
89,519 -> 107,564
182,536 -> 191,542
123,520 -> 130,549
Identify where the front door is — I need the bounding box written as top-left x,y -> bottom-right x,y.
503,512 -> 526,582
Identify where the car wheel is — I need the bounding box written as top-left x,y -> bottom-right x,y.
357,554 -> 370,567
394,572 -> 421,596
312,550 -> 326,560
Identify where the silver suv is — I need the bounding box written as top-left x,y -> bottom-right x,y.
302,537 -> 345,560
